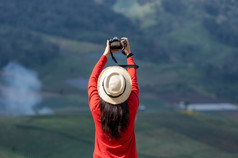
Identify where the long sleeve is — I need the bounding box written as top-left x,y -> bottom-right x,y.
88,55 -> 108,111
127,56 -> 139,121
127,56 -> 139,96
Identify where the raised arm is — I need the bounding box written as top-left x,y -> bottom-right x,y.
88,40 -> 111,111
88,55 -> 107,110
127,56 -> 139,96
88,40 -> 118,111
121,37 -> 139,97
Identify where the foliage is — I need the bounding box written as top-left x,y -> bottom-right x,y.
0,0 -> 138,43
110,0 -> 238,102
137,0 -> 155,5
0,0 -> 238,102
202,0 -> 238,47
162,0 -> 186,15
0,25 -> 59,68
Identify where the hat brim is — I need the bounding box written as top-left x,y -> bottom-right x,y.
98,66 -> 132,105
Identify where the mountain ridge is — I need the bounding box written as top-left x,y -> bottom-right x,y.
0,0 -> 237,106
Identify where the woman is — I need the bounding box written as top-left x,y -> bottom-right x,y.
88,37 -> 139,158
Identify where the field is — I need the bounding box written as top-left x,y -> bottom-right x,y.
1,1 -> 238,157
0,111 -> 238,158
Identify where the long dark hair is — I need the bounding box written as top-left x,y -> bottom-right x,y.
100,98 -> 129,140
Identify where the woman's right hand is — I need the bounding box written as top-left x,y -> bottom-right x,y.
121,37 -> 131,56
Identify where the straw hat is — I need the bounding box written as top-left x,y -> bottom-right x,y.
98,66 -> 132,105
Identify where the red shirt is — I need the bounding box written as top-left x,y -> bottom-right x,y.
88,55 -> 139,158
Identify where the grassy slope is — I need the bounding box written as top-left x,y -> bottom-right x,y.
113,0 -> 236,64
34,33 -> 171,113
31,31 -> 231,114
35,33 -> 186,113
0,112 -> 238,158
0,148 -> 26,158
1,0 -> 237,109
30,33 -> 104,113
111,0 -> 238,103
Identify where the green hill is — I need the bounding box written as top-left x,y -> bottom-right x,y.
0,112 -> 238,158
1,1 -> 238,157
0,0 -> 238,112
109,0 -> 238,102
0,148 -> 26,158
0,0 -> 139,42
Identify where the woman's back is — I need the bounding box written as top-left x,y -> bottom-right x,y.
88,38 -> 139,158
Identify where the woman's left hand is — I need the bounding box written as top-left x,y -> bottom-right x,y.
103,40 -> 119,58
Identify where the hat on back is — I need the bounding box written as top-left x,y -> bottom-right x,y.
98,66 -> 132,105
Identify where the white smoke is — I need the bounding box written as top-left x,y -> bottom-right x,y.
0,62 -> 42,116
38,107 -> 54,115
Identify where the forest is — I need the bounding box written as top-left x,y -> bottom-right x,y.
0,0 -> 238,102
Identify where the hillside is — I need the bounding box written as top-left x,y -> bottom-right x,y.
1,1 -> 238,158
0,0 -> 139,41
0,112 -> 238,158
109,0 -> 238,102
0,0 -> 238,114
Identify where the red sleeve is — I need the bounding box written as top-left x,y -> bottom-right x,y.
127,56 -> 139,104
88,55 -> 108,111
